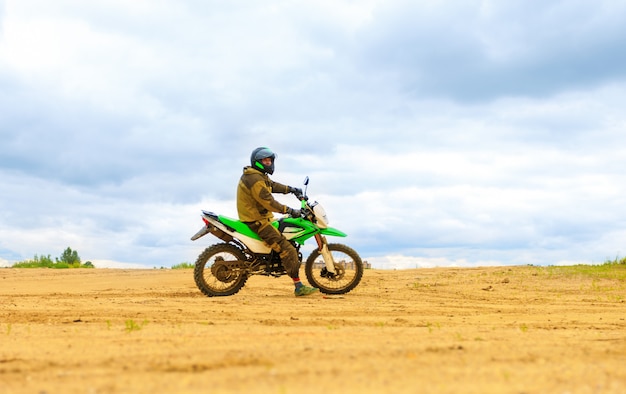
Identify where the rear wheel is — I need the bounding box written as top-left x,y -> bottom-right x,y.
304,243 -> 363,295
194,243 -> 248,297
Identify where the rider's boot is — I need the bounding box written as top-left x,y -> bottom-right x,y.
295,285 -> 319,296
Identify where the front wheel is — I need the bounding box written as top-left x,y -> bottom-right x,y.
304,243 -> 363,295
194,243 -> 248,297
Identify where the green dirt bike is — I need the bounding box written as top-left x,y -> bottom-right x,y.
190,177 -> 363,297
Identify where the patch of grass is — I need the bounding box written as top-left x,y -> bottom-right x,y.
10,250 -> 94,269
125,319 -> 148,333
538,263 -> 626,281
11,257 -> 93,269
604,256 -> 626,265
171,262 -> 194,269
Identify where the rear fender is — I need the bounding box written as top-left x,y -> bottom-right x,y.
191,226 -> 210,241
196,211 -> 271,254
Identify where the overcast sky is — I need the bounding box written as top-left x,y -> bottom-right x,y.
2,0 -> 626,269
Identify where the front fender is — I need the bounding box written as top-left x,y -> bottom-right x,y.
320,226 -> 347,237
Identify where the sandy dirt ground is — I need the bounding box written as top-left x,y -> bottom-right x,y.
1,266 -> 625,394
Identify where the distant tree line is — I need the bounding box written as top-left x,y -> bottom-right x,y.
11,247 -> 94,269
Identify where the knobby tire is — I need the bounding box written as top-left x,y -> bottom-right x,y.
304,243 -> 363,295
194,243 -> 248,297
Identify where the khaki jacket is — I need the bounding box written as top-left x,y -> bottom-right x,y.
237,166 -> 290,223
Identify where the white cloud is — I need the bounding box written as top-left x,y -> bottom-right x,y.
89,259 -> 156,269
2,1 -> 626,269
365,254 -> 512,270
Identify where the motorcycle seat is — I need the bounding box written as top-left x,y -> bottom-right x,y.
218,216 -> 263,240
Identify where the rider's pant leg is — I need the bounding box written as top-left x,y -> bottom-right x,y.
247,220 -> 301,278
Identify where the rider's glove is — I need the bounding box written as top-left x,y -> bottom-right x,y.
288,186 -> 303,196
287,207 -> 302,218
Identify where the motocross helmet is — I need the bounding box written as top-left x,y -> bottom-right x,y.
250,147 -> 276,175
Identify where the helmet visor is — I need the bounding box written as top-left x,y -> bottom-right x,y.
253,147 -> 276,162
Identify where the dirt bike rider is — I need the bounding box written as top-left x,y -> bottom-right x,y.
237,147 -> 319,297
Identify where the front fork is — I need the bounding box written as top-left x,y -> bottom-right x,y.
314,234 -> 336,274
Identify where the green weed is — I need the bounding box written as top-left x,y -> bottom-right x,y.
425,322 -> 441,333
125,319 -> 148,332
426,322 -> 434,333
